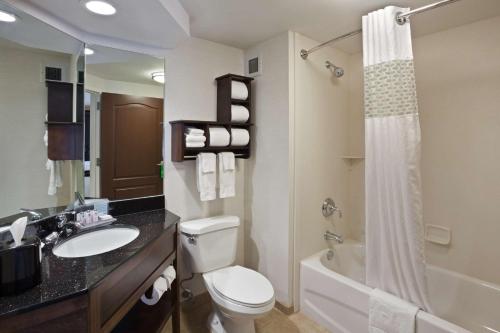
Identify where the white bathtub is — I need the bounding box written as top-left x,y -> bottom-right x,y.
300,241 -> 500,333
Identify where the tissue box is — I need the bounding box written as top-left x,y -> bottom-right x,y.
85,199 -> 109,214
0,237 -> 41,296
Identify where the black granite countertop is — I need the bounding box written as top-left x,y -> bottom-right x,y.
0,209 -> 179,318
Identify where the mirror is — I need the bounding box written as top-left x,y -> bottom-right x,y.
0,1 -> 165,226
0,1 -> 85,222
84,45 -> 164,200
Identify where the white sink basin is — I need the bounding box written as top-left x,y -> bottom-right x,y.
53,225 -> 140,258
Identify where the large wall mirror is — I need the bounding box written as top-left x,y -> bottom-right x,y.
0,1 -> 85,221
0,0 -> 165,224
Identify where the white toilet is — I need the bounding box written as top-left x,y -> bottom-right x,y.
180,216 -> 275,333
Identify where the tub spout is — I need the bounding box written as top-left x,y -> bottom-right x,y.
324,230 -> 343,243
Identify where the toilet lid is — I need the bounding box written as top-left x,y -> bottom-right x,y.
212,266 -> 274,306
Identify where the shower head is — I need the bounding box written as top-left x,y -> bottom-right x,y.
325,61 -> 344,78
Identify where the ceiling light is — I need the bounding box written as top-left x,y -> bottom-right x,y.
152,72 -> 165,84
0,10 -> 16,22
84,1 -> 116,16
84,47 -> 94,55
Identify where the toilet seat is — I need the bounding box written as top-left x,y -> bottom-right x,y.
210,266 -> 274,308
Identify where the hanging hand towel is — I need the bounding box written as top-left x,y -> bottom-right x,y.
218,152 -> 235,198
209,127 -> 230,147
230,128 -> 250,146
369,289 -> 419,333
231,105 -> 250,123
231,81 -> 249,100
44,129 -> 63,195
196,153 -> 216,201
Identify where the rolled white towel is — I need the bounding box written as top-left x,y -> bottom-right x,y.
209,127 -> 230,147
185,134 -> 206,143
230,128 -> 250,146
231,105 -> 250,123
231,81 -> 248,100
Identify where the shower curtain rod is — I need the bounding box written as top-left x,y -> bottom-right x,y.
300,0 -> 462,59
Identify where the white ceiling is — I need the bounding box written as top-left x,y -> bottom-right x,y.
3,0 -> 500,55
5,0 -> 190,54
179,0 -> 500,53
0,2 -> 82,55
86,45 -> 164,85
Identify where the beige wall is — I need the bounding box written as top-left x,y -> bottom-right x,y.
85,74 -> 163,98
0,46 -> 73,218
347,16 -> 500,285
292,32 -> 352,309
163,37 -> 246,296
244,32 -> 294,306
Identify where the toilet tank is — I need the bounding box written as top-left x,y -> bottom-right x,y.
180,216 -> 239,273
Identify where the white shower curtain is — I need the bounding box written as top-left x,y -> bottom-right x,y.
363,6 -> 430,310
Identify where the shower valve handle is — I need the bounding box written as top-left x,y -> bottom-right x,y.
322,198 -> 342,218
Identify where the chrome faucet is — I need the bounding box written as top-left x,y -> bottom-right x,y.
44,213 -> 79,245
324,230 -> 343,243
20,208 -> 43,222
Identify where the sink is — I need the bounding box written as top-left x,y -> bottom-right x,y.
52,225 -> 140,258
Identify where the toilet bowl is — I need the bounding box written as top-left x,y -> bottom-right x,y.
203,265 -> 275,333
180,216 -> 275,333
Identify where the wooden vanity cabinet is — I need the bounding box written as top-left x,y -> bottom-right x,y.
0,224 -> 180,333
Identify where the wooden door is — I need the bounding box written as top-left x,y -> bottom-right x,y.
100,93 -> 163,200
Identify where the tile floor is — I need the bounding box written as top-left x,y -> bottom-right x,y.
163,293 -> 329,333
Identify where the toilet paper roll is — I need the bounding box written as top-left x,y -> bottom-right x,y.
141,276 -> 168,306
209,127 -> 230,147
162,265 -> 176,287
231,81 -> 248,100
141,265 -> 176,306
231,105 -> 250,123
230,128 -> 250,146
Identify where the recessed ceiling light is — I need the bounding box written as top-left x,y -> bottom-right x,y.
152,72 -> 165,84
84,1 -> 116,16
0,10 -> 16,22
84,47 -> 94,55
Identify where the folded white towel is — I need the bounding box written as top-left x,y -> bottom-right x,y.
218,152 -> 235,198
185,134 -> 206,143
196,153 -> 216,201
186,142 -> 205,148
209,127 -> 230,147
231,81 -> 248,100
231,105 -> 250,123
185,127 -> 205,136
369,289 -> 419,333
230,128 -> 250,146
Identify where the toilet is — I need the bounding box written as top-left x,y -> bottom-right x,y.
180,216 -> 275,333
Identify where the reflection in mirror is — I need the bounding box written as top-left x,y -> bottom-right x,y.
84,45 -> 164,200
0,1 -> 85,222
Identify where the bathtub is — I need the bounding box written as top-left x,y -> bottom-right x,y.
300,241 -> 500,333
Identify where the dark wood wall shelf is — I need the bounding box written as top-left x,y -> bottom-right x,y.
170,120 -> 252,162
45,80 -> 84,160
170,74 -> 254,162
216,74 -> 253,123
